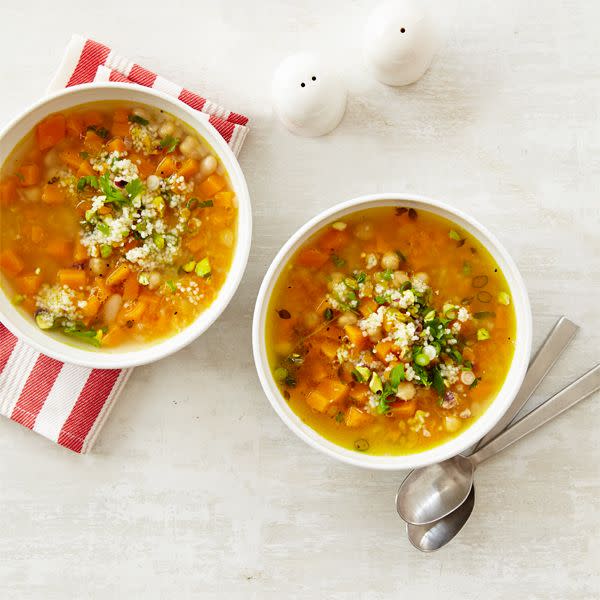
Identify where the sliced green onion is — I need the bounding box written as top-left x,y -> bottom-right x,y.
498,291 -> 511,305
477,328 -> 491,341
182,260 -> 196,273
195,257 -> 211,278
274,367 -> 288,381
415,353 -> 430,366
449,229 -> 461,241
369,372 -> 383,394
100,244 -> 112,258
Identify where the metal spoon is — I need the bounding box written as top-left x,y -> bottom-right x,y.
397,316 -> 578,525
397,363 -> 600,526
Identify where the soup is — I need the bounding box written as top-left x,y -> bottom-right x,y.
0,102 -> 237,348
266,207 -> 516,455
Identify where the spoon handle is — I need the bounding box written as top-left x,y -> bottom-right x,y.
471,364 -> 600,466
473,316 -> 578,451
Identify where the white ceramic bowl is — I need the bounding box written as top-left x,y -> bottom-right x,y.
253,194 -> 532,470
0,83 -> 252,368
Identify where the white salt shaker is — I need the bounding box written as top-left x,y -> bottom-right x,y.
364,0 -> 437,86
272,52 -> 347,137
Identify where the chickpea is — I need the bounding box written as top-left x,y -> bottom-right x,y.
146,175 -> 160,191
158,121 -> 175,137
89,258 -> 107,275
396,382 -> 416,401
393,270 -> 409,286
21,187 -> 41,203
381,251 -> 400,271
354,221 -> 374,241
338,312 -> 358,327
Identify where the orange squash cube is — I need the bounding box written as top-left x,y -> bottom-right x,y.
177,158 -> 200,179
344,324 -> 366,350
105,263 -> 130,287
57,268 -> 86,288
156,155 -> 178,178
16,164 -> 41,186
15,273 -> 42,295
36,114 -> 66,151
0,177 -> 18,206
41,182 -> 65,205
0,249 -> 25,276
345,406 -> 373,428
198,174 -> 226,198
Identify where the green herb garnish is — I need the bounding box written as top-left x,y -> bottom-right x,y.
128,114 -> 149,126
77,175 -> 98,192
324,307 -> 334,321
331,254 -> 346,268
159,135 -> 180,153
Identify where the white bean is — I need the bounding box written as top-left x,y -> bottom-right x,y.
393,270 -> 409,286
199,155 -> 217,178
445,416 -> 461,432
179,135 -> 200,158
133,107 -> 150,120
414,272 -> 429,283
338,312 -> 358,327
43,149 -> 59,168
396,382 -> 416,401
148,271 -> 162,290
102,294 -> 122,325
381,251 -> 400,271
21,187 -> 41,202
460,370 -> 476,386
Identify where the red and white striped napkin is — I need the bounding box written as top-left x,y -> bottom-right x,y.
0,35 -> 249,453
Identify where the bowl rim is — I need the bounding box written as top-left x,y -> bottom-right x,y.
252,193 -> 532,470
0,82 -> 252,369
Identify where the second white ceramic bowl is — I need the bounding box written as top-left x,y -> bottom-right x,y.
0,83 -> 252,368
253,193 -> 532,470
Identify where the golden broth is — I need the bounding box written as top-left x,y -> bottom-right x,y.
266,207 -> 516,456
0,101 -> 237,349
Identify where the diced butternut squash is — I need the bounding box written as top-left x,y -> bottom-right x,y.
198,174 -> 226,198
105,263 -> 130,287
76,161 -> 95,178
111,109 -> 130,137
106,137 -> 126,154
389,399 -> 417,418
57,268 -> 86,288
83,130 -> 105,153
92,278 -> 110,303
15,273 -> 42,295
296,247 -> 328,268
122,272 -> 139,303
349,383 -> 370,403
30,225 -> 45,244
214,191 -> 235,208
65,115 -> 84,138
359,298 -> 378,317
36,114 -> 66,150
320,339 -> 339,360
82,111 -> 103,127
81,293 -> 103,321
345,406 -> 373,428
374,340 -> 394,362
16,164 -> 41,186
0,177 -> 18,206
185,235 -> 204,254
177,158 -> 200,179
344,324 -> 367,350
45,239 -> 72,262
58,150 -> 84,171
41,182 -> 65,205
101,326 -> 127,348
0,249 -> 25,276
156,155 -> 178,177
317,379 -> 349,404
318,228 -> 350,252
305,390 -> 330,412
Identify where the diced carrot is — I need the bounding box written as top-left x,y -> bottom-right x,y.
36,114 -> 66,151
359,298 -> 378,317
73,238 -> 88,263
0,249 -> 25,276
198,174 -> 226,198
317,379 -> 349,404
82,111 -> 103,127
59,150 -> 84,171
156,155 -> 178,177
57,268 -> 87,288
106,137 -> 126,154
30,225 -> 45,244
81,293 -> 102,321
345,406 -> 373,428
83,130 -> 105,153
177,158 -> 200,179
15,273 -> 42,295
344,324 -> 367,350
41,182 -> 65,205
111,109 -> 130,138
65,115 -> 84,138
45,239 -> 72,262
122,272 -> 139,303
185,235 -> 204,254
105,263 -> 130,287
318,228 -> 350,252
389,399 -> 417,418
76,161 -> 95,178
374,340 -> 394,362
16,164 -> 41,186
119,297 -> 147,322
0,177 -> 18,206
296,247 -> 328,268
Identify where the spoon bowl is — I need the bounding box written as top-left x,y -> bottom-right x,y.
407,485 -> 475,552
396,454 -> 474,525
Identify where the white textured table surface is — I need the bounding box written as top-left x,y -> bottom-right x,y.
1,1 -> 599,598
